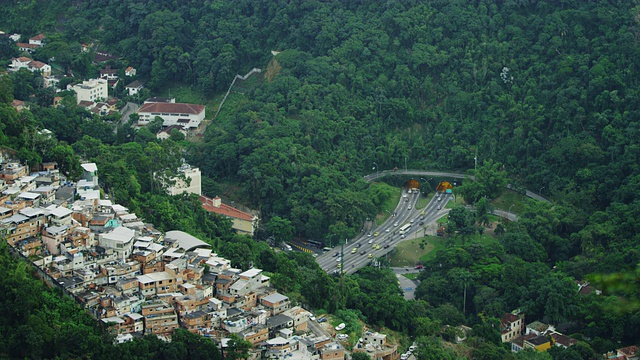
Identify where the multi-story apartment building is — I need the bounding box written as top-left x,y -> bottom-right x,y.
72,79 -> 108,104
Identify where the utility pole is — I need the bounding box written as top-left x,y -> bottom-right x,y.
340,242 -> 344,276
474,150 -> 478,172
405,157 -> 407,173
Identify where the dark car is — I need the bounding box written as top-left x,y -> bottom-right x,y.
356,243 -> 361,248
332,252 -> 338,257
384,244 -> 390,249
317,317 -> 327,323
360,250 -> 366,255
415,264 -> 424,270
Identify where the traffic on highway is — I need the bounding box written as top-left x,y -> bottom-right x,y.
316,189 -> 452,275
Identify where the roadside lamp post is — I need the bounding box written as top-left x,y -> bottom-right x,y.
373,162 -> 378,178
405,157 -> 407,173
327,233 -> 336,248
508,204 -> 515,214
539,186 -> 545,196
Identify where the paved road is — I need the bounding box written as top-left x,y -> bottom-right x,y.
119,102 -> 139,127
317,190 -> 452,275
392,267 -> 421,274
307,316 -> 332,339
396,273 -> 417,300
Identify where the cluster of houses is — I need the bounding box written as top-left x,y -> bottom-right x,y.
4,31 -> 207,139
0,157 -> 361,359
499,311 -> 576,353
499,310 -> 638,360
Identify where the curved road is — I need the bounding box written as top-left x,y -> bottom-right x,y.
317,190 -> 452,275
363,169 -> 549,203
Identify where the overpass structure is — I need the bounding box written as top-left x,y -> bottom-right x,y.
363,169 -> 549,203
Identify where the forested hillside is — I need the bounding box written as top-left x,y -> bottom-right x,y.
1,0 -> 640,359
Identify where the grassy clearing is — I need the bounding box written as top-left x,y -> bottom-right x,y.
492,189 -> 527,213
415,192 -> 434,209
419,236 -> 449,262
402,273 -> 419,280
375,184 -> 402,225
388,238 -> 434,267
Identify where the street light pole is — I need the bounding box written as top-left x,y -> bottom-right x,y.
508,204 -> 515,214
327,233 -> 336,248
373,162 -> 378,178
539,186 -> 545,196
404,157 -> 407,173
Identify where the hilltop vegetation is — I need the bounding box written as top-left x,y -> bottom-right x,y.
1,0 -> 640,359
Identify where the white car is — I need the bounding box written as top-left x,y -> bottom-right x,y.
335,323 -> 346,331
385,228 -> 390,232
309,315 -> 316,321
409,346 -> 416,352
368,239 -> 373,244
400,355 -> 408,360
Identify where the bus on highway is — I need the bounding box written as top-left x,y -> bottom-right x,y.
307,240 -> 322,248
399,223 -> 411,235
323,247 -> 331,252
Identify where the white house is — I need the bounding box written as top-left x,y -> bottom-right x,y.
72,79 -> 108,104
98,226 -> 135,259
28,34 -> 45,47
16,43 -> 38,53
137,102 -> 205,129
28,60 -> 51,76
156,125 -> 187,140
9,57 -> 51,76
80,163 -> 98,186
125,66 -> 137,76
125,80 -> 144,96
166,163 -> 201,196
9,57 -> 31,70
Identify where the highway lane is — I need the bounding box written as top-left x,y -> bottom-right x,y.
316,189 -> 420,272
317,190 -> 452,275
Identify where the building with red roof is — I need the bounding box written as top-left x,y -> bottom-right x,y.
200,195 -> 258,236
138,102 -> 205,129
500,311 -> 525,343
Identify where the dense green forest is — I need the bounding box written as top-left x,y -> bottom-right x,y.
2,0 -> 640,359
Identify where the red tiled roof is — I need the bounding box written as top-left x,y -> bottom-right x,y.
15,56 -> 31,62
619,346 -> 638,357
200,195 -> 254,221
29,60 -> 46,69
17,43 -> 38,49
78,100 -> 95,108
12,100 -> 25,107
502,313 -> 520,324
125,66 -> 134,72
139,102 -> 205,115
550,333 -> 577,347
159,125 -> 185,134
30,34 -> 45,41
